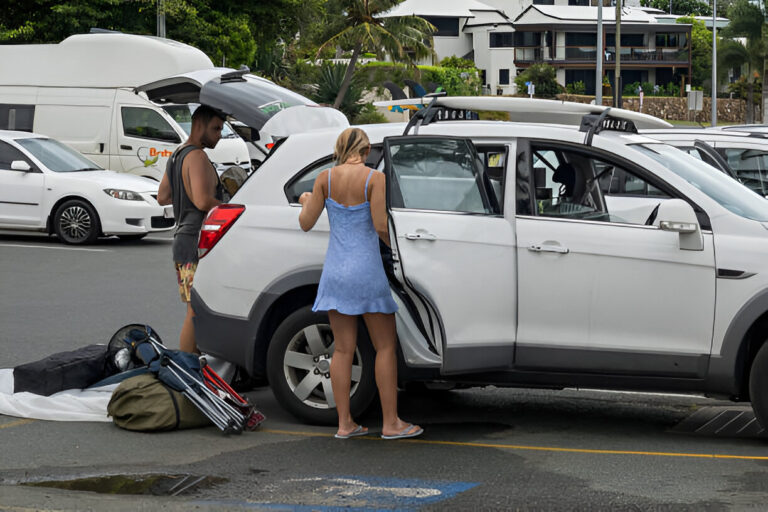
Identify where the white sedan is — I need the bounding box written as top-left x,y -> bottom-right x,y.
0,130 -> 174,244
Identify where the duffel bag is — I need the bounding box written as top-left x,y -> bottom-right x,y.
107,373 -> 210,431
13,344 -> 111,396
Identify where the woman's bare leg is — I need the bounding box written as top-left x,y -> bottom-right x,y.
362,312 -> 421,437
328,310 -> 365,436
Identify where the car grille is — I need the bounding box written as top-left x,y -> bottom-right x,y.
151,216 -> 175,229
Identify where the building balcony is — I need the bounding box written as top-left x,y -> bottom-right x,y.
514,46 -> 689,66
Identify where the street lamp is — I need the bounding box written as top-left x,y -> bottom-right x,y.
596,0 -> 603,104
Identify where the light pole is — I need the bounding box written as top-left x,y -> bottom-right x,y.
711,0 -> 717,126
615,0 -> 622,108
596,0 -> 603,104
157,0 -> 166,38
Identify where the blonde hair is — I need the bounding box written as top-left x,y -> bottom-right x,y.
334,127 -> 370,164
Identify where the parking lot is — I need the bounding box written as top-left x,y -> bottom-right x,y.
2,231 -> 768,511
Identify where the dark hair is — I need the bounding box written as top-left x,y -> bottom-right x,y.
192,105 -> 225,125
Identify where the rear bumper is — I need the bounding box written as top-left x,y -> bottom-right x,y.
191,288 -> 263,375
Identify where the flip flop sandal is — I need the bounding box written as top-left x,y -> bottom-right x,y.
381,424 -> 423,440
334,425 -> 369,439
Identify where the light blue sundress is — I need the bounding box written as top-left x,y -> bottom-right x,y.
312,168 -> 398,315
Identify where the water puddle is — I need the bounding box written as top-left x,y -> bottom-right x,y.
23,473 -> 227,496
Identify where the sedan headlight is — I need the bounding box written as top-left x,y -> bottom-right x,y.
104,189 -> 145,201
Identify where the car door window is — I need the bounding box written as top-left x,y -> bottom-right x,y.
121,107 -> 181,143
476,145 -> 506,212
0,141 -> 35,171
521,143 -> 668,224
387,137 -> 500,214
717,147 -> 768,195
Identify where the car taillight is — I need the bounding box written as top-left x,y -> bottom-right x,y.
198,204 -> 245,258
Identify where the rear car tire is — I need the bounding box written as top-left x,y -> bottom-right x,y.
749,341 -> 768,431
267,305 -> 377,425
53,199 -> 100,245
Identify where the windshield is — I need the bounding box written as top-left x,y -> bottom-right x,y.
16,138 -> 102,173
634,143 -> 768,222
163,105 -> 237,138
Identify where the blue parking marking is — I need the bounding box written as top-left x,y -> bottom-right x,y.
194,475 -> 477,511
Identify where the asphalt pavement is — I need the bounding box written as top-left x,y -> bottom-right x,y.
2,230 -> 768,511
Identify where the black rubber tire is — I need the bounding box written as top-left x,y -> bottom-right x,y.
118,234 -> 148,241
266,305 -> 377,425
53,199 -> 100,245
749,341 -> 768,431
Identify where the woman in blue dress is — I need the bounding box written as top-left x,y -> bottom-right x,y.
298,127 -> 422,440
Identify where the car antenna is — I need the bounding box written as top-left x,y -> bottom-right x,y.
402,91 -> 447,136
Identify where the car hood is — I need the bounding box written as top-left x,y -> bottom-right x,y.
136,67 -> 348,136
75,170 -> 160,192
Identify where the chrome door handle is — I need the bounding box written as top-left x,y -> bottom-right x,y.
405,232 -> 437,241
528,244 -> 569,254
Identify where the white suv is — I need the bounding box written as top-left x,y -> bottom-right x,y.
190,97 -> 768,430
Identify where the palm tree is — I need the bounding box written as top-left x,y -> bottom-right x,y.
316,0 -> 435,109
723,0 -> 766,122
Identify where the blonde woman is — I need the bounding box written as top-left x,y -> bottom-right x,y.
298,127 -> 423,440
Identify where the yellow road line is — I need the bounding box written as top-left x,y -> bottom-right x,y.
0,419 -> 35,430
261,428 -> 768,461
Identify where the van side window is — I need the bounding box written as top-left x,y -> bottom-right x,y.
121,107 -> 181,143
0,141 -> 34,171
0,104 -> 35,132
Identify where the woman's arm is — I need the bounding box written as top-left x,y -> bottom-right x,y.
369,172 -> 390,247
298,170 -> 327,231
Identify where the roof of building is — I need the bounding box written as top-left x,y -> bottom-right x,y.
379,0 -> 498,18
513,5 -> 693,30
463,9 -> 512,27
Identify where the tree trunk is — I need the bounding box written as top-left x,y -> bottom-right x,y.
333,42 -> 362,110
763,57 -> 768,124
747,81 -> 754,124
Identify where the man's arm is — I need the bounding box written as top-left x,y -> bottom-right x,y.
186,151 -> 222,212
157,170 -> 172,206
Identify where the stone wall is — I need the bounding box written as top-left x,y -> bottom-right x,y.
557,94 -> 758,124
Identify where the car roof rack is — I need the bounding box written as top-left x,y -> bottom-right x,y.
401,91 -> 447,135
374,96 -> 671,139
220,65 -> 250,83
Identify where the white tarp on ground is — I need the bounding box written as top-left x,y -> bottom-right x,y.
0,369 -> 115,422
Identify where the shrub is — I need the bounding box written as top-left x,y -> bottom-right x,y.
440,56 -> 476,69
514,63 -> 562,98
313,61 -> 364,119
352,103 -> 389,124
565,81 -> 586,95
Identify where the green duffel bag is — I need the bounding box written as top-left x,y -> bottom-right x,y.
107,373 -> 211,431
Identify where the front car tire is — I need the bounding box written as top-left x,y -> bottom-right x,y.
53,199 -> 101,245
749,341 -> 768,432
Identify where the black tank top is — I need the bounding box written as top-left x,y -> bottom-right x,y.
166,145 -> 224,263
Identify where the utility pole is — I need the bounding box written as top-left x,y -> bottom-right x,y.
157,0 -> 166,38
614,0 -> 622,108
711,0 -> 717,126
596,0 -> 603,104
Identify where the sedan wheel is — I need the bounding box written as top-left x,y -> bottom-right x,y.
267,306 -> 376,425
53,200 -> 100,245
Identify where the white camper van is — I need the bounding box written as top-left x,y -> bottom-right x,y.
0,33 -> 251,181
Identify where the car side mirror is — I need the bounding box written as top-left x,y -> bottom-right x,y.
11,160 -> 31,172
655,198 -> 703,251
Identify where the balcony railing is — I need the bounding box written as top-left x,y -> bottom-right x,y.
514,46 -> 689,64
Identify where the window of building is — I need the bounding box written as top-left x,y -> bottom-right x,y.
423,16 -> 460,37
0,104 -> 35,132
533,0 -> 555,4
490,32 -> 515,48
606,33 -> 645,47
565,33 -> 597,46
499,69 -> 510,85
569,0 -> 590,5
513,32 -> 542,47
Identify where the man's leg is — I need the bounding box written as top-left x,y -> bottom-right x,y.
180,302 -> 198,354
176,262 -> 200,354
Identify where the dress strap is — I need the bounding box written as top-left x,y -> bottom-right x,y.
364,170 -> 374,202
327,167 -> 333,198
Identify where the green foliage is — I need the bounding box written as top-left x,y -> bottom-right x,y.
514,63 -> 562,98
352,103 -> 388,125
313,61 -> 363,119
622,81 -> 680,96
602,74 -> 611,86
677,16 -> 713,93
439,56 -> 476,69
640,0 -> 711,15
728,74 -> 763,104
358,63 -> 481,97
565,81 -> 586,95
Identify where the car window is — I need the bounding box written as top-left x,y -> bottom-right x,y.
386,138 -> 500,214
636,143 -> 768,222
16,137 -> 102,172
716,147 -> 768,195
476,145 -> 506,211
121,107 -> 181,143
0,140 -> 35,171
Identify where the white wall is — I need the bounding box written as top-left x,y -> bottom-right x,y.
433,34 -> 474,63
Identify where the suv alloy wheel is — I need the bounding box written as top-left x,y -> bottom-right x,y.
266,306 -> 377,425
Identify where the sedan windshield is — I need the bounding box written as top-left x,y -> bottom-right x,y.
16,138 -> 103,173
634,143 -> 768,222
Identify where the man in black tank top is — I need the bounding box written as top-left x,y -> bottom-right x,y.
157,105 -> 225,354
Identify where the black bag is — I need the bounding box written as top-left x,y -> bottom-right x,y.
107,373 -> 211,431
13,344 -> 111,396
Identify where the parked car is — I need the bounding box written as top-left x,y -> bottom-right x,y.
0,130 -> 173,244
187,96 -> 768,434
642,128 -> 768,196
